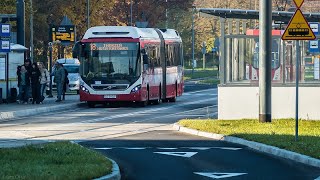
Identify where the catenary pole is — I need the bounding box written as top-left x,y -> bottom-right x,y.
259,0 -> 272,122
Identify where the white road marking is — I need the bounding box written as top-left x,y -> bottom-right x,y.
184,147 -> 242,151
157,148 -> 178,150
154,152 -> 198,158
217,147 -> 242,151
125,147 -> 147,150
94,148 -> 113,150
315,176 -> 320,180
188,147 -> 211,150
194,172 -> 247,179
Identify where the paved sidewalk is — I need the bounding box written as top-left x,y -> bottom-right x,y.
0,95 -> 81,121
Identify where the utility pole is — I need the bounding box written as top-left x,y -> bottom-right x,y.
87,0 -> 90,29
202,41 -> 206,69
259,0 -> 272,123
30,0 -> 34,62
16,0 -> 25,46
192,4 -> 195,76
48,42 -> 53,98
130,0 -> 133,26
165,0 -> 168,28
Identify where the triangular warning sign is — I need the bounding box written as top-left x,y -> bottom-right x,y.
293,0 -> 304,8
282,9 -> 316,40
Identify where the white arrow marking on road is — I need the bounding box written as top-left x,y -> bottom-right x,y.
154,152 -> 198,158
194,172 -> 247,179
94,148 -> 112,150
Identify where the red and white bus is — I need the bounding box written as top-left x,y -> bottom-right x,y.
73,26 -> 184,107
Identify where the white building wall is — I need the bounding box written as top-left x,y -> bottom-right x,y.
218,86 -> 320,120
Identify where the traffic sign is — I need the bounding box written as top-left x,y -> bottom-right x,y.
281,9 -> 316,40
293,0 -> 304,8
0,24 -> 10,37
309,22 -> 319,35
0,40 -> 10,53
309,40 -> 319,53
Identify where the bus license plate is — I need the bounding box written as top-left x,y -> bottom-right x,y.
104,95 -> 116,99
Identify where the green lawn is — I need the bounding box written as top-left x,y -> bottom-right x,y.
0,142 -> 112,180
179,119 -> 320,159
184,69 -> 219,81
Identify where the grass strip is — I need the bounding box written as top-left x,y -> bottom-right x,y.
184,69 -> 219,81
179,119 -> 320,159
0,141 -> 112,180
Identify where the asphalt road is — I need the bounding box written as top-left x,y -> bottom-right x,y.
0,83 -> 217,145
0,82 -> 319,180
81,131 -> 320,180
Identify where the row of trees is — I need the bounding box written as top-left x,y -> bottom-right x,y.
0,0 -> 310,67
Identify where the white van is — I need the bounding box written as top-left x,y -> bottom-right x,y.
52,58 -> 80,93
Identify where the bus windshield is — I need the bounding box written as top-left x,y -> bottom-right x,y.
79,42 -> 141,85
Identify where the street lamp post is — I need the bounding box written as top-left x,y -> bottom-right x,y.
130,0 -> 133,26
87,0 -> 90,29
48,42 -> 53,98
30,0 -> 34,62
192,4 -> 195,77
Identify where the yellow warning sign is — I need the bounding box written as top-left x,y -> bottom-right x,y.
293,0 -> 304,8
282,9 -> 316,40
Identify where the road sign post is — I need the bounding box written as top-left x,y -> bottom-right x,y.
281,0 -> 316,141
0,24 -> 11,102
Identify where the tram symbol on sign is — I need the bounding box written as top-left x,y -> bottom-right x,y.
288,23 -> 309,36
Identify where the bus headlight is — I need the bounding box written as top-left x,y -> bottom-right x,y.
131,85 -> 141,93
81,85 -> 90,94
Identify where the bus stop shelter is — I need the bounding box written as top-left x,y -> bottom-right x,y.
198,8 -> 320,120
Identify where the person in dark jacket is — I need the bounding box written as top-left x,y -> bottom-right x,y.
30,62 -> 41,104
17,65 -> 31,104
24,59 -> 32,102
61,64 -> 69,101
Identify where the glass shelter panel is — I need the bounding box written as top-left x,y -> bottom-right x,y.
222,35 -> 320,86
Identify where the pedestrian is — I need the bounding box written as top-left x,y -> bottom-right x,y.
24,59 -> 32,102
17,65 -> 30,104
53,62 -> 65,102
30,62 -> 41,104
61,64 -> 69,101
38,62 -> 50,103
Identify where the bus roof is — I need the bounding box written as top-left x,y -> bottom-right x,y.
82,26 -> 181,41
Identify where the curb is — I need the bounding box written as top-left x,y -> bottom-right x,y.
94,158 -> 121,180
173,123 -> 320,169
0,102 -> 80,121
